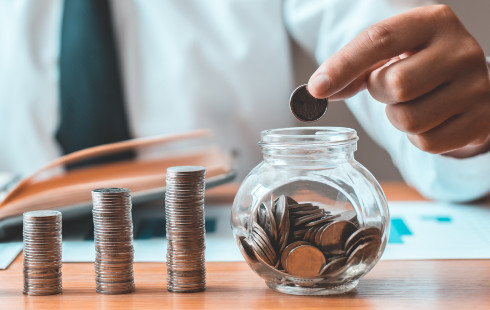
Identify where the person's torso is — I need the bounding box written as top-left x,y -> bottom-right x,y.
0,0 -> 298,177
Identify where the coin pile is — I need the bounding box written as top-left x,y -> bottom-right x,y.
23,210 -> 62,296
289,84 -> 328,122
92,188 -> 135,294
165,166 -> 206,292
247,195 -> 382,278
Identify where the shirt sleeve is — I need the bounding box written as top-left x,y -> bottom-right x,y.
284,0 -> 490,202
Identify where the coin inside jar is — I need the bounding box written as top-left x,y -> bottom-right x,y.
320,256 -> 348,276
284,243 -> 326,277
289,84 -> 328,122
318,221 -> 357,253
247,195 -> 383,279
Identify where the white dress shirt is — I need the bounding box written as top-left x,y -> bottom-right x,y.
0,0 -> 488,202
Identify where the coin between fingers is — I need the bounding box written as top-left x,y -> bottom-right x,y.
289,84 -> 328,122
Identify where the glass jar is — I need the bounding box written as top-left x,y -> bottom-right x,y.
231,127 -> 390,295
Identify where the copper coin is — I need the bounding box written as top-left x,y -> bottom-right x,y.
286,196 -> 298,206
304,213 -> 338,228
346,234 -> 381,258
288,203 -> 316,211
347,238 -> 381,266
303,225 -> 322,243
320,256 -> 348,276
318,221 -> 357,252
280,241 -> 309,270
251,236 -> 274,266
252,224 -> 277,264
256,203 -> 277,244
344,227 -> 382,251
285,244 -> 326,277
238,236 -> 259,267
274,196 -> 287,232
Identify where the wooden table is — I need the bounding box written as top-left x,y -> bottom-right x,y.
1,182 -> 489,309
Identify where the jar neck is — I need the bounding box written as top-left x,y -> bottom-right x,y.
259,127 -> 358,166
262,143 -> 356,166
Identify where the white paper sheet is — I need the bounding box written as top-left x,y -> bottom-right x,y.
0,242 -> 22,269
0,172 -> 16,201
382,201 -> 490,260
0,172 -> 22,269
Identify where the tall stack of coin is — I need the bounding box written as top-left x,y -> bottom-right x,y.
165,166 -> 206,292
23,210 -> 62,296
92,188 -> 135,294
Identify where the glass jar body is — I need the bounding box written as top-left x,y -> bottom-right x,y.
231,127 -> 390,295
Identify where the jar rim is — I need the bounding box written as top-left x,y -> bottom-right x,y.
259,127 -> 358,147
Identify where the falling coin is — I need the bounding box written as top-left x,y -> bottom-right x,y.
289,84 -> 328,122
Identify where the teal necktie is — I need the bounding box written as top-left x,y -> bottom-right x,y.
56,0 -> 135,169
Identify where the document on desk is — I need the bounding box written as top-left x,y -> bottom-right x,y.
0,174 -> 23,270
0,242 -> 22,269
2,200 -> 490,268
382,201 -> 490,260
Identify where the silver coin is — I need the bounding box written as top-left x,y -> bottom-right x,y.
91,188 -> 135,294
165,166 -> 206,293
22,210 -> 62,296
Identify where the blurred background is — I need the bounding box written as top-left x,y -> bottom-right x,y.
293,0 -> 490,181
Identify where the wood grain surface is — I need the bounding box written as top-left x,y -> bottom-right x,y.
1,182 -> 489,310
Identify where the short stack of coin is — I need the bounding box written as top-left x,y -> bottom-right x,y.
246,195 -> 382,278
92,188 -> 135,294
23,210 -> 62,296
165,166 -> 206,293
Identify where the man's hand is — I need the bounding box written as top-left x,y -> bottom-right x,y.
308,5 -> 490,157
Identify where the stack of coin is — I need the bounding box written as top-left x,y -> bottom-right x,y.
92,188 -> 135,294
23,210 -> 62,296
246,195 -> 382,278
165,166 -> 206,293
